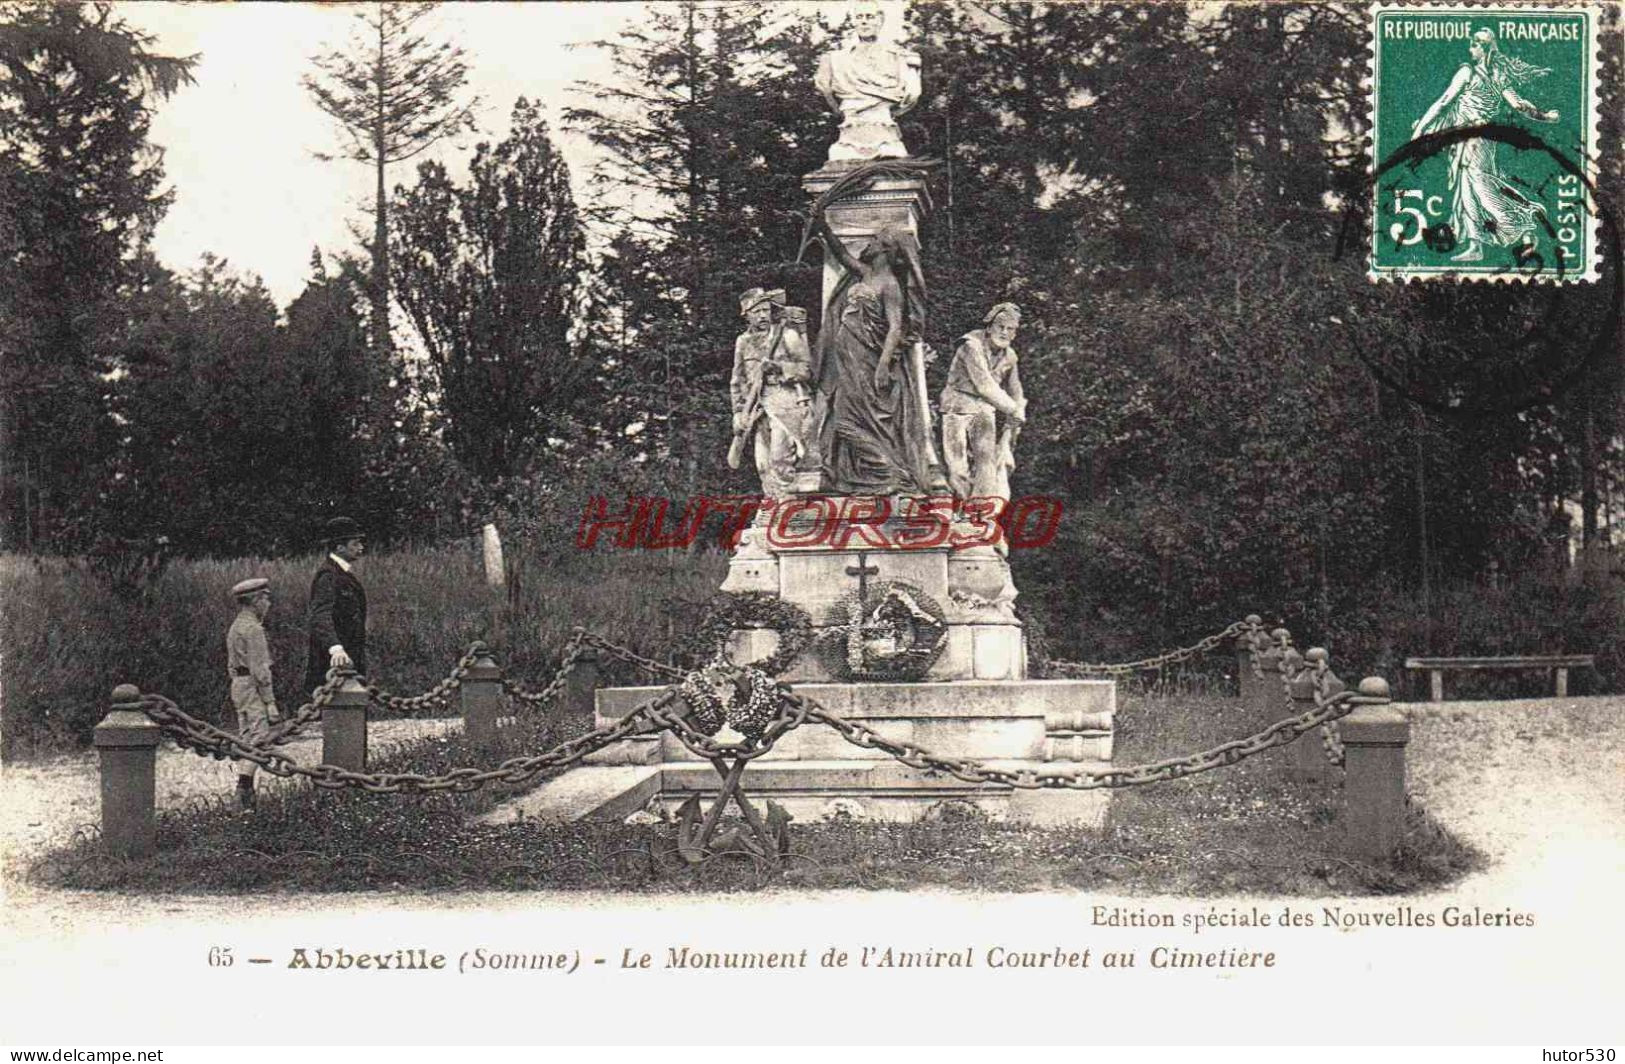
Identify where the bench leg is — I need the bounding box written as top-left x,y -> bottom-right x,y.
1430,670 -> 1443,702
1556,668 -> 1568,698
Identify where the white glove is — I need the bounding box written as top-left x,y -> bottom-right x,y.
330,647 -> 353,670
266,704 -> 282,724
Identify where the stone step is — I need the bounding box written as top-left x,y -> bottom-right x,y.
475,765 -> 661,826
652,759 -> 1111,827
482,759 -> 1111,828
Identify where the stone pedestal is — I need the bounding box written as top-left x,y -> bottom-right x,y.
722,530 -> 1024,681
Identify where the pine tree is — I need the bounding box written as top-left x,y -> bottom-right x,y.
302,1 -> 479,361
0,0 -> 197,550
565,1 -> 827,493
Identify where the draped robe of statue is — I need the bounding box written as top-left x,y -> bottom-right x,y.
809,230 -> 937,496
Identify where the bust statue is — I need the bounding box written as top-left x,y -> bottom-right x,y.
813,0 -> 921,163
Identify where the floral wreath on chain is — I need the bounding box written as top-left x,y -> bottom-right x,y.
675,593 -> 813,739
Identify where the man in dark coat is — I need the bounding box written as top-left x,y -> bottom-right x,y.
306,516 -> 368,693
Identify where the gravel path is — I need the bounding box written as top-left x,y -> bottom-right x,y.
5,695 -> 1621,911
0,719 -> 459,900
3,696 -> 1621,1045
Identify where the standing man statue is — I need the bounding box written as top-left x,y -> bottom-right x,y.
728,287 -> 812,499
814,0 -> 921,163
941,303 -> 1026,508
226,577 -> 279,811
306,516 -> 368,695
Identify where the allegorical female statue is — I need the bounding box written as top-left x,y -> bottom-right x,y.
1410,27 -> 1561,262
806,215 -> 943,496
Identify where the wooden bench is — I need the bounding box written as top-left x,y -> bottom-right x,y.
1404,655 -> 1595,702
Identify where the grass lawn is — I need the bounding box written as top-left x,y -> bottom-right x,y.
27,677 -> 1482,896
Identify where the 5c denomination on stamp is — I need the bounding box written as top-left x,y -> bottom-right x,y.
1370,3 -> 1600,282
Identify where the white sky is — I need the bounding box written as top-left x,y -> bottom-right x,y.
115,1 -> 878,309
116,1 -> 643,307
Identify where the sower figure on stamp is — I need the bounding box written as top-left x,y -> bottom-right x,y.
941,302 -> 1026,539
226,577 -> 279,811
306,516 -> 367,695
728,287 -> 812,500
1410,28 -> 1560,263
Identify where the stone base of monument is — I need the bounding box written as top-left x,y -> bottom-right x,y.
571,678 -> 1116,827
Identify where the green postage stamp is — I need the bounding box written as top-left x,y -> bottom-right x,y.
1369,3 -> 1600,282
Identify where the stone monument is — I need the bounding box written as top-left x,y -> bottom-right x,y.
574,23 -> 1116,827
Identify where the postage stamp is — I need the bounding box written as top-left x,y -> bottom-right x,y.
1369,3 -> 1601,282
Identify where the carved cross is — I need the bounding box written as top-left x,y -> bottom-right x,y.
846,552 -> 881,611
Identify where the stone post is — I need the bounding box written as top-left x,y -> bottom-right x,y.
460,650 -> 503,747
1341,677 -> 1409,861
564,646 -> 602,720
93,684 -> 162,858
1234,614 -> 1263,702
1289,648 -> 1344,780
322,673 -> 369,772
1253,628 -> 1289,718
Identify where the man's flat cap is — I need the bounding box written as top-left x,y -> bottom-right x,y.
231,577 -> 270,599
324,516 -> 365,542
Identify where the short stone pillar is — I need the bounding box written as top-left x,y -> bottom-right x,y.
93,684 -> 162,857
460,650 -> 503,746
564,646 -> 602,719
1341,677 -> 1409,861
1289,648 -> 1345,780
322,673 -> 369,772
1234,614 -> 1264,702
1253,628 -> 1291,718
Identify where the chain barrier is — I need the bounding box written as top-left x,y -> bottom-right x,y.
1240,618 -> 1271,681
578,630 -> 686,681
1045,618 -> 1251,678
138,618 -> 1362,803
803,686 -> 1369,790
500,630 -> 589,708
366,643 -> 486,715
261,672 -> 346,745
131,687 -> 671,794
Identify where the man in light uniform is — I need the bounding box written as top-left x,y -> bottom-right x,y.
226,577 -> 280,810
941,302 -> 1027,505
729,287 -> 812,499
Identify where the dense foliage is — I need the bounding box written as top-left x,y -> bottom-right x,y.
2,1 -> 1621,667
